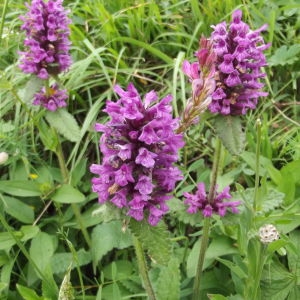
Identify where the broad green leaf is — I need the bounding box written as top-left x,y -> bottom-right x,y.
52,184 -> 85,203
187,236 -> 239,278
129,219 -> 170,266
91,221 -> 132,270
3,196 -> 34,223
156,257 -> 180,300
0,282 -> 8,292
207,295 -> 227,300
20,225 -> 40,242
30,232 -> 55,276
0,232 -> 15,250
103,260 -> 133,281
0,180 -> 42,197
21,76 -> 44,105
16,284 -> 44,300
215,115 -> 245,155
51,249 -> 91,274
45,109 -> 81,142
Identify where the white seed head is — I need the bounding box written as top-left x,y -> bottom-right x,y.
0,152 -> 9,164
259,224 -> 279,244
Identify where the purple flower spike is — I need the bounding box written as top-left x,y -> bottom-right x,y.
19,0 -> 71,78
90,83 -> 184,226
183,183 -> 241,217
209,10 -> 270,115
33,84 -> 68,111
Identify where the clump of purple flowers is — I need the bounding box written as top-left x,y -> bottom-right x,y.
19,0 -> 71,79
183,183 -> 241,217
90,83 -> 184,226
209,10 -> 270,115
33,84 -> 67,110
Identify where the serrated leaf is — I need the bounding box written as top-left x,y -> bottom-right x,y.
3,196 -> 34,224
269,44 -> 300,66
45,109 -> 81,142
0,180 -> 42,197
91,221 -> 132,270
215,115 -> 245,155
52,184 -> 85,203
156,257 -> 180,300
129,219 -> 170,266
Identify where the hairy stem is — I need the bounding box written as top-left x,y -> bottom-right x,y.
132,235 -> 156,300
192,138 -> 223,299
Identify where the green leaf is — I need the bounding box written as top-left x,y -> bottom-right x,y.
129,219 -> 171,266
3,196 -> 34,223
187,236 -> 239,277
30,232 -> 56,276
269,44 -> 300,66
0,180 -> 42,197
16,284 -> 44,300
103,260 -> 133,281
52,184 -> 85,203
156,257 -> 180,300
0,232 -> 15,250
91,221 -> 132,270
215,115 -> 245,155
37,118 -> 58,152
51,249 -> 91,274
21,76 -> 44,105
45,109 -> 81,142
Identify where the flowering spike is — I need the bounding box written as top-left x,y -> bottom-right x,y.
90,83 -> 184,226
209,10 -> 270,115
19,0 -> 72,78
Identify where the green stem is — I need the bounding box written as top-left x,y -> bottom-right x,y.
192,138 -> 223,300
0,0 -> 9,44
192,217 -> 210,300
132,235 -> 156,300
253,119 -> 262,212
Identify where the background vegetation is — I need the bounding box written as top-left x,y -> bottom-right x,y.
0,0 -> 299,299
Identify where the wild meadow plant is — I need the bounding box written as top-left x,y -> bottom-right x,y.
1,0 -> 300,299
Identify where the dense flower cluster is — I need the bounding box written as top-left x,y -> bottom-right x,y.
259,224 -> 279,244
90,83 -> 184,226
209,10 -> 270,115
183,183 -> 241,217
33,84 -> 67,110
19,0 -> 71,79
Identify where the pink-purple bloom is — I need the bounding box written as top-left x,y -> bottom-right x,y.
90,83 -> 184,226
33,84 -> 68,110
183,183 -> 241,217
209,10 -> 270,115
19,0 -> 71,79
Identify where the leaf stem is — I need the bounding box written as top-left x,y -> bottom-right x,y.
0,0 -> 9,44
192,137 -> 222,300
132,235 -> 156,300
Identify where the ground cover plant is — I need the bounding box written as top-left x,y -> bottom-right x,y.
0,0 -> 300,299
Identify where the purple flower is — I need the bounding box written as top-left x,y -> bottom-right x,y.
90,83 -> 184,226
183,183 -> 241,217
209,10 -> 270,115
33,84 -> 68,110
19,0 -> 71,79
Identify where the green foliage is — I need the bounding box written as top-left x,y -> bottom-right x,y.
1,0 -> 299,298
129,219 -> 171,266
215,115 -> 246,156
